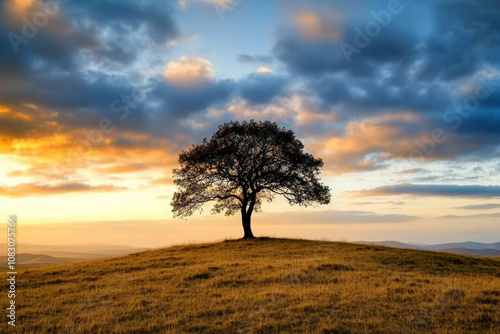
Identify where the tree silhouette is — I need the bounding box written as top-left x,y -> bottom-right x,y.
171,120 -> 331,238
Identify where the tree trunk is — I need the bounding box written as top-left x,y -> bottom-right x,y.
242,213 -> 255,239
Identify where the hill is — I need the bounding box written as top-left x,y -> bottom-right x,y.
2,238 -> 499,333
14,243 -> 151,257
0,253 -> 82,271
0,243 -> 150,269
358,240 -> 500,257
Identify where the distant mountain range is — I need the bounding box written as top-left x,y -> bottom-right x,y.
357,241 -> 500,257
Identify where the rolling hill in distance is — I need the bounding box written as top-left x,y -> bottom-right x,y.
358,241 -> 500,257
1,238 -> 499,333
0,243 -> 150,270
2,240 -> 498,270
15,243 -> 151,258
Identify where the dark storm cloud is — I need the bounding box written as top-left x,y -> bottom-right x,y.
415,0 -> 500,82
1,0 -> 499,175
453,109 -> 500,138
271,0 -> 500,164
239,72 -> 287,105
272,0 -> 500,94
1,3 -> 97,71
414,107 -> 500,162
0,0 -> 178,71
274,1 -> 419,78
69,0 -> 178,44
151,80 -> 235,118
0,0 -> 181,138
0,0 -> 179,77
0,69 -> 152,137
310,73 -> 451,114
275,0 -> 500,81
361,184 -> 500,198
414,32 -> 481,82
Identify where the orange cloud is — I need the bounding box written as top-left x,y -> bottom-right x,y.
97,162 -> 160,174
1,115 -> 182,194
306,113 -> 425,174
149,176 -> 174,186
293,10 -> 341,41
164,56 -> 214,87
0,182 -> 126,197
3,0 -> 36,18
0,104 -> 60,140
0,125 -> 182,218
256,66 -> 273,73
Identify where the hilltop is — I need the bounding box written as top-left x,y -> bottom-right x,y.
2,238 -> 499,333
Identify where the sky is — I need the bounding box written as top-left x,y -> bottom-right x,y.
1,0 -> 500,247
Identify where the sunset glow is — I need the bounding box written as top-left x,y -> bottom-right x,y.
1,0 -> 499,247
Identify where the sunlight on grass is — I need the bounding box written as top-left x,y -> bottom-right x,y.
1,238 -> 499,333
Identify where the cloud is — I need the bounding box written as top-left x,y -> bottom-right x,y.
196,0 -> 233,6
237,54 -> 273,64
256,66 -> 273,74
0,182 -> 126,197
0,0 -> 179,72
97,162 -> 163,174
262,209 -> 418,224
440,212 -> 500,220
0,105 -> 58,139
309,73 -> 451,115
164,56 -> 215,87
292,10 -> 341,42
1,0 -> 499,191
455,203 -> 500,210
274,4 -> 418,77
360,184 -> 500,198
268,0 -> 500,168
239,72 -> 287,105
70,0 -> 179,45
307,114 -> 423,173
149,177 -> 174,186
0,0 -> 186,149
152,78 -> 234,117
414,0 -> 500,82
354,201 -> 406,206
397,168 -> 427,175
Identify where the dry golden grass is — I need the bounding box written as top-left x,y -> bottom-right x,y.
1,238 -> 499,333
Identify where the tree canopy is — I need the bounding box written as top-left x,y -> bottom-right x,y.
171,120 -> 331,238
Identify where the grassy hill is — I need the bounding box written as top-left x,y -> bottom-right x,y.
2,238 -> 499,333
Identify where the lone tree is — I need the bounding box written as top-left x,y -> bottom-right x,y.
171,120 -> 331,239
